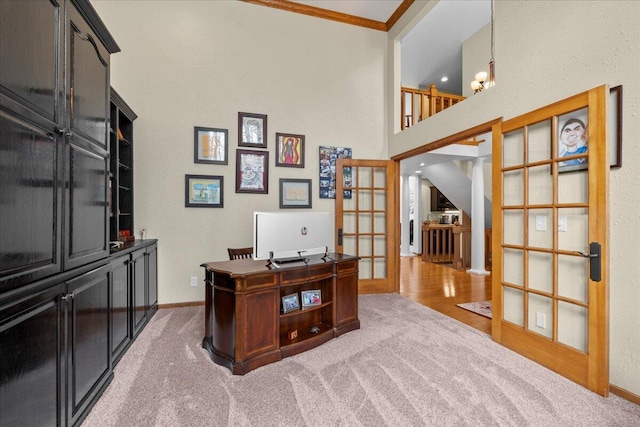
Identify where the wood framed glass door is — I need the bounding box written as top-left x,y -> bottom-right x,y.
492,85 -> 609,395
336,160 -> 397,294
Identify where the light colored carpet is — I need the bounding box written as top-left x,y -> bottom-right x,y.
456,300 -> 493,319
82,294 -> 640,426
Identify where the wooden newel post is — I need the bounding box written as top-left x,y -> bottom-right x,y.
452,224 -> 463,270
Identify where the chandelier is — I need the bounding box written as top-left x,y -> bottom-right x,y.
470,0 -> 495,94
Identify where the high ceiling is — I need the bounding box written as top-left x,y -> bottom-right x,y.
248,0 -> 493,174
287,0 -> 491,94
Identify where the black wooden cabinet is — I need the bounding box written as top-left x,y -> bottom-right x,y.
110,254 -> 131,365
430,186 -> 456,211
0,261 -> 112,427
110,241 -> 159,366
1,0 -> 119,291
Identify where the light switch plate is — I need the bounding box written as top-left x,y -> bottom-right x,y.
535,215 -> 547,232
558,216 -> 567,232
536,312 -> 546,328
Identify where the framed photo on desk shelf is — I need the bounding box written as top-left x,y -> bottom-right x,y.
301,289 -> 321,307
282,293 -> 300,314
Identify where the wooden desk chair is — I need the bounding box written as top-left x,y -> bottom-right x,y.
227,247 -> 253,260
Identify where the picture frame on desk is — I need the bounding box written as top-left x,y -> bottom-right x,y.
282,293 -> 300,314
185,174 -> 224,208
194,126 -> 228,165
301,289 -> 321,307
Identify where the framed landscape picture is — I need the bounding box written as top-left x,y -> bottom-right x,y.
236,149 -> 269,194
185,174 -> 223,208
194,126 -> 228,165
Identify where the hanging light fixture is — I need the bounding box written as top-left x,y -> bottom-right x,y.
487,0 -> 496,88
470,0 -> 496,93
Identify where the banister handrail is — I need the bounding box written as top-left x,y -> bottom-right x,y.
401,84 -> 466,130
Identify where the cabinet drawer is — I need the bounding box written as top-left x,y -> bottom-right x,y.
237,273 -> 277,292
280,264 -> 333,286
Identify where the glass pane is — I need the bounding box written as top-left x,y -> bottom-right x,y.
528,164 -> 552,205
527,120 -> 552,163
359,258 -> 371,279
528,293 -> 553,339
374,235 -> 386,256
358,166 -> 372,187
373,190 -> 386,211
528,209 -> 552,249
358,190 -> 372,210
373,167 -> 386,187
503,210 -> 524,246
558,301 -> 588,352
557,207 -> 588,253
373,258 -> 386,279
528,251 -> 553,293
503,129 -> 524,168
374,212 -> 386,233
503,248 -> 524,287
359,213 -> 372,234
503,286 -> 524,326
359,236 -> 372,256
557,254 -> 588,303
343,193 -> 356,210
503,169 -> 524,206
343,212 -> 356,233
557,168 -> 588,204
343,235 -> 356,256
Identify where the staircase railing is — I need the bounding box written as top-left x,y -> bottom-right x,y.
401,84 -> 466,130
422,222 -> 492,271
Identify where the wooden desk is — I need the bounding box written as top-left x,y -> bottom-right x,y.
201,253 -> 360,375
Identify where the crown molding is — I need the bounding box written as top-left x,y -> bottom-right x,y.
241,0 -> 414,32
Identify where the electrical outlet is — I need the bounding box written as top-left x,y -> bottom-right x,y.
190,276 -> 198,287
536,312 -> 546,329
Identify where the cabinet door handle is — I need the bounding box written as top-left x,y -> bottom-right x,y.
61,292 -> 74,302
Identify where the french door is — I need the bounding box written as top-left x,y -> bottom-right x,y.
336,160 -> 397,294
492,85 -> 609,395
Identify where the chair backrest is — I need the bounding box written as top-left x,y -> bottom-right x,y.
228,247 -> 253,260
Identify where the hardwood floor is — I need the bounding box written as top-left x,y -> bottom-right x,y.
399,256 -> 492,335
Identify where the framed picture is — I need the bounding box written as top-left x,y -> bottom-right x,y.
236,149 -> 269,194
301,289 -> 321,307
185,174 -> 223,208
557,108 -> 588,173
281,293 -> 300,314
238,112 -> 267,148
194,126 -> 228,165
279,179 -> 312,209
275,133 -> 305,168
319,146 -> 352,198
609,85 -> 622,169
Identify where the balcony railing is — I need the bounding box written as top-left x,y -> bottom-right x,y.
401,84 -> 465,130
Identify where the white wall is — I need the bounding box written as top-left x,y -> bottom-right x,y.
91,1 -> 388,305
389,0 -> 640,398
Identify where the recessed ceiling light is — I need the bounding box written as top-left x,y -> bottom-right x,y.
420,162 -> 425,166
441,76 -> 448,82
415,170 -> 422,174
